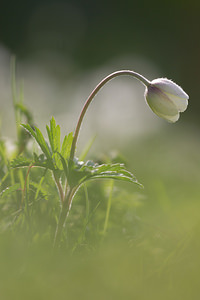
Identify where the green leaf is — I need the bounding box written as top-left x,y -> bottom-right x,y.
21,124 -> 52,162
46,117 -> 61,168
85,163 -> 142,186
68,158 -> 142,188
57,152 -> 69,178
33,153 -> 55,170
61,132 -> 73,161
10,156 -> 33,168
46,117 -> 61,154
10,154 -> 54,170
21,121 -> 73,173
46,118 -> 73,169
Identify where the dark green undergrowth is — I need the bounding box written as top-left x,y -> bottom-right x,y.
1,127 -> 200,299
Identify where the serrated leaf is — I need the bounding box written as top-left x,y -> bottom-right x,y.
46,125 -> 52,150
22,124 -> 51,160
92,163 -> 124,173
10,156 -> 33,168
11,154 -> 54,171
90,163 -> 142,186
46,117 -> 61,154
82,168 -> 141,186
57,152 -> 68,178
85,173 -> 140,185
33,127 -> 52,159
61,132 -> 73,161
68,158 -> 142,188
33,153 -> 54,170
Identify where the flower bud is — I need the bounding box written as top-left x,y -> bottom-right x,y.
145,78 -> 189,122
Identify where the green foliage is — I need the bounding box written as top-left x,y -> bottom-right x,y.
7,65 -> 141,243
67,158 -> 141,188
10,156 -> 33,168
20,119 -> 74,172
22,124 -> 52,162
13,118 -> 140,193
0,61 -> 199,300
4,109 -> 141,251
60,132 -> 73,161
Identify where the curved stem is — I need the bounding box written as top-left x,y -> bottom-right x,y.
70,70 -> 150,160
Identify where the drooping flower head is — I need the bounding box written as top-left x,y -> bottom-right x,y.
145,78 -> 189,122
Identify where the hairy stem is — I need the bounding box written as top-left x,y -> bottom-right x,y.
70,70 -> 150,160
53,186 -> 77,248
53,173 -> 64,204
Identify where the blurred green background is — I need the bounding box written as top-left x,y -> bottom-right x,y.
0,0 -> 199,96
0,0 -> 198,121
1,0 -> 200,299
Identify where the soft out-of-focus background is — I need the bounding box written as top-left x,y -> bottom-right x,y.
1,1 -> 200,299
0,0 -> 198,144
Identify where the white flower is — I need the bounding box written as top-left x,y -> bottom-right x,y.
144,78 -> 189,122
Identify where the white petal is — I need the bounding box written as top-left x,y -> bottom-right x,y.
155,111 -> 180,123
145,87 -> 178,117
151,78 -> 189,100
165,94 -> 188,112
